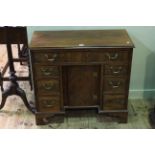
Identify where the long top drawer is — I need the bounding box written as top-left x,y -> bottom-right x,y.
31,48 -> 132,64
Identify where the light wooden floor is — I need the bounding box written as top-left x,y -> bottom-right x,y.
0,93 -> 154,129
0,45 -> 154,129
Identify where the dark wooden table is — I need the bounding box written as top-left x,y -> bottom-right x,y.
0,26 -> 35,113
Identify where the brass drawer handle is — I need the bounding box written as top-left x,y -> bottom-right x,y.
107,53 -> 119,60
42,83 -> 56,91
42,100 -> 56,108
41,68 -> 53,76
44,54 -> 58,62
109,81 -> 121,88
40,68 -> 58,76
110,67 -> 123,74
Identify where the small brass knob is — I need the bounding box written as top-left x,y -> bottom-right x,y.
93,95 -> 98,100
93,72 -> 98,78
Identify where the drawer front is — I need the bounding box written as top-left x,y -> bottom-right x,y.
38,96 -> 61,112
34,65 -> 59,79
33,51 -> 104,63
86,48 -> 129,63
65,52 -> 87,62
103,95 -> 127,110
104,77 -> 127,94
32,50 -> 87,64
105,51 -> 129,63
33,52 -> 64,63
36,79 -> 60,95
105,65 -> 128,76
31,48 -> 130,64
86,52 -> 105,62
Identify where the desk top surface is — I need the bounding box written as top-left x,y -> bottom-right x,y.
30,30 -> 134,49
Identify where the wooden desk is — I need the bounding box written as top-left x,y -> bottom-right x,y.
30,30 -> 134,125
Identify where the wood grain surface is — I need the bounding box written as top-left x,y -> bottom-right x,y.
30,30 -> 134,48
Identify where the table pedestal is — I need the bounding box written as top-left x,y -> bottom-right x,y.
0,27 -> 35,114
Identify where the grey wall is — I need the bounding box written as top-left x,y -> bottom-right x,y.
27,26 -> 155,99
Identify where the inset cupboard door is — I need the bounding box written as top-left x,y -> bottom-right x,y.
63,66 -> 100,107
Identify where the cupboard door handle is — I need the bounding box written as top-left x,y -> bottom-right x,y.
93,72 -> 98,78
45,54 -> 57,62
93,95 -> 98,100
110,67 -> 123,74
107,53 -> 119,60
109,81 -> 121,88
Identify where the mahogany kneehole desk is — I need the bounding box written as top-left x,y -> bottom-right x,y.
29,30 -> 134,125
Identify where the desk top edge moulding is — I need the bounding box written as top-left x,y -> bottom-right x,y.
29,29 -> 134,125
30,29 -> 135,49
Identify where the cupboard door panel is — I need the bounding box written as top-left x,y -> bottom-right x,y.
65,66 -> 100,106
